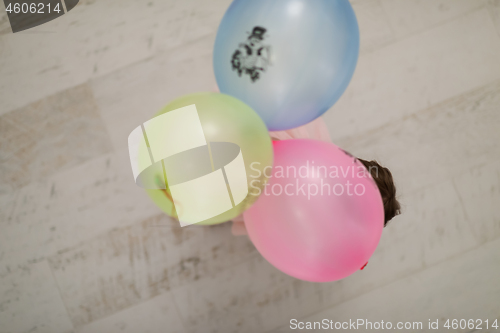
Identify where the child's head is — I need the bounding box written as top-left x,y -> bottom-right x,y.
358,159 -> 401,226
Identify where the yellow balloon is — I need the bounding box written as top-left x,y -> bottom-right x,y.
140,92 -> 273,225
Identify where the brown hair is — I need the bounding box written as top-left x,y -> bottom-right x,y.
358,159 -> 401,226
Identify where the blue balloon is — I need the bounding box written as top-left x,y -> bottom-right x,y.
213,0 -> 359,131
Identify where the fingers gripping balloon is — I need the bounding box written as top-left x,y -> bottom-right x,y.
214,0 -> 359,130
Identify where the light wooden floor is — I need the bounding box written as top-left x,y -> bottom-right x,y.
1,1 -> 500,332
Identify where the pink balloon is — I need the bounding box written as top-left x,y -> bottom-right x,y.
244,139 -> 384,282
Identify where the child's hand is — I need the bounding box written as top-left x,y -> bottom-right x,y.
231,215 -> 247,236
